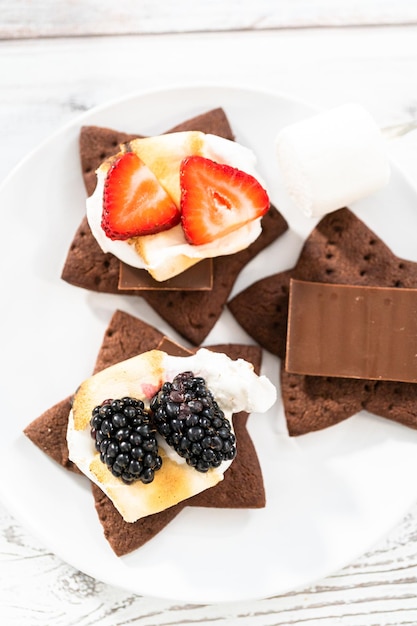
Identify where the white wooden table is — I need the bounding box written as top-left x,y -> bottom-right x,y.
2,3 -> 417,624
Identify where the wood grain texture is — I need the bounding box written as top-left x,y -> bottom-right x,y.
2,498 -> 417,625
1,0 -> 417,39
1,23 -> 417,625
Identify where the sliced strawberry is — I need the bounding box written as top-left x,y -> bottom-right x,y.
180,156 -> 269,246
102,152 -> 180,240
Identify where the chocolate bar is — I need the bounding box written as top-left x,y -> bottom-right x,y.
286,279 -> 417,383
118,258 -> 213,291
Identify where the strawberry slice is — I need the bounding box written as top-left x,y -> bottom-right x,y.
102,152 -> 180,240
180,156 -> 269,245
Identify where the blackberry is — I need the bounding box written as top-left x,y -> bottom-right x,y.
90,397 -> 162,485
150,371 -> 236,472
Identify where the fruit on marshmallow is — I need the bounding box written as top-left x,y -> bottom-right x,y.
67,348 -> 277,522
101,151 -> 180,240
180,156 -> 270,245
87,131 -> 270,281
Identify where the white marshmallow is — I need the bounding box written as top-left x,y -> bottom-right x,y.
275,103 -> 391,218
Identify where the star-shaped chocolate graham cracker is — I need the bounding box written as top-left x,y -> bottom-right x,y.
24,310 -> 266,556
228,208 -> 417,436
61,108 -> 288,346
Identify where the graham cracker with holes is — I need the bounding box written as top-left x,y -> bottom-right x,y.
61,108 -> 288,345
229,208 -> 417,435
24,310 -> 266,556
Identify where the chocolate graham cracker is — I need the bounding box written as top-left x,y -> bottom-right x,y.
61,108 -> 288,345
228,208 -> 417,436
24,310 -> 265,556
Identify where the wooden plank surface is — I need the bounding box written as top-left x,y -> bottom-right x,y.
1,0 -> 417,39
1,23 -> 417,626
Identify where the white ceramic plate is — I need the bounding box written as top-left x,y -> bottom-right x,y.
1,84 -> 417,604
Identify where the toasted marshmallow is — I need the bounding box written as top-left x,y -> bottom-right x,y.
67,348 -> 276,523
275,103 -> 391,218
86,131 -> 266,281
125,131 -> 205,206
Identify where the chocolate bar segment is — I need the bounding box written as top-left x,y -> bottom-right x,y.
118,258 -> 213,291
286,279 -> 417,383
